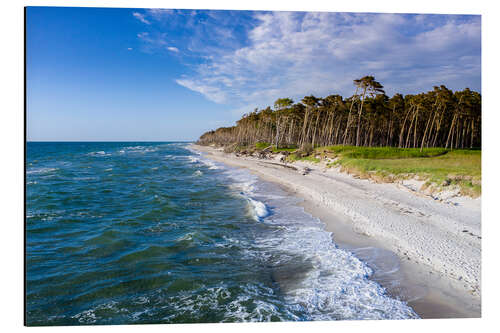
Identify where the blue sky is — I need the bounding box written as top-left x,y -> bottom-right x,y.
26,7 -> 481,141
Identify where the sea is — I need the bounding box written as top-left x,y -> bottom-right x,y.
26,142 -> 418,325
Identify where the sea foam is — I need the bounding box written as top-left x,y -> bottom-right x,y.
244,181 -> 419,320
27,167 -> 58,175
248,198 -> 270,221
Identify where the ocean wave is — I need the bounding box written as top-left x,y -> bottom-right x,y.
88,151 -> 111,157
26,210 -> 65,222
177,232 -> 194,242
73,176 -> 98,181
71,301 -> 128,324
186,153 -> 220,170
215,163 -> 418,319
130,283 -> 298,323
201,159 -> 219,170
248,198 -> 269,221
71,309 -> 97,324
27,167 -> 58,175
223,169 -> 271,221
185,146 -> 202,156
120,146 -> 159,154
168,155 -> 187,160
242,183 -> 419,320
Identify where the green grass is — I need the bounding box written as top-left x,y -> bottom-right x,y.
287,154 -> 321,163
255,142 -> 271,150
302,156 -> 321,163
248,142 -> 481,196
323,145 -> 448,159
323,145 -> 481,197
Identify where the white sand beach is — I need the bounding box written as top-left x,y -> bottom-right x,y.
192,144 -> 481,318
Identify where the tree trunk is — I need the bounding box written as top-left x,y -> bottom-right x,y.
420,111 -> 434,152
399,105 -> 413,148
275,114 -> 280,149
413,107 -> 419,148
461,118 -> 467,149
386,105 -> 395,146
405,106 -> 417,148
445,113 -> 457,148
432,113 -> 444,148
343,87 -> 359,145
355,87 -> 367,147
311,110 -> 321,148
301,109 -> 310,148
334,117 -> 342,145
470,120 -> 475,148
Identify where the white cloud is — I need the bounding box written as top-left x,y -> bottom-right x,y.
136,32 -> 170,53
167,12 -> 480,114
127,47 -> 133,51
133,12 -> 151,25
137,32 -> 149,39
147,8 -> 174,21
136,31 -> 180,54
176,78 -> 227,104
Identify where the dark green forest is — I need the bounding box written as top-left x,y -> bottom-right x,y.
198,76 -> 481,151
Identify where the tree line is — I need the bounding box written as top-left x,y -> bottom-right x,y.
198,76 -> 481,151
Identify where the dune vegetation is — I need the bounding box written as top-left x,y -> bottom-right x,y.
321,146 -> 481,197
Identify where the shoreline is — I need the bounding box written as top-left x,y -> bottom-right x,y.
191,144 -> 481,319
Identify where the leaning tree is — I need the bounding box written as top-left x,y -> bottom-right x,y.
273,97 -> 294,149
353,76 -> 385,146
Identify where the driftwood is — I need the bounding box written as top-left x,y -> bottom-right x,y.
260,161 -> 298,171
258,150 -> 272,159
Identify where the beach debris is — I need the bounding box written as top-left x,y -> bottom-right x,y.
441,178 -> 452,186
262,161 -> 298,171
